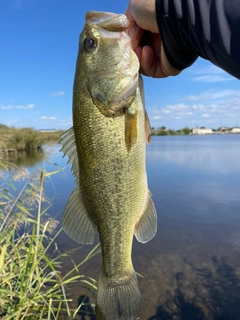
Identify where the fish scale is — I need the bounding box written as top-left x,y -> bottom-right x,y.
60,11 -> 157,320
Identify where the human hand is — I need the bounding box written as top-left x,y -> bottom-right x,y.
126,0 -> 181,78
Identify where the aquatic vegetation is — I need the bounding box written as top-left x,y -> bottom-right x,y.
0,125 -> 64,151
0,164 -> 99,319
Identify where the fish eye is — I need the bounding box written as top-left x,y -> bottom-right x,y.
83,37 -> 97,51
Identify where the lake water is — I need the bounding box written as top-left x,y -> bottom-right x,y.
7,135 -> 240,320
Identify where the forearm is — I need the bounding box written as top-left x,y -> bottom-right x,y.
156,0 -> 240,79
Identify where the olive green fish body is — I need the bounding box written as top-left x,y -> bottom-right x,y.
60,11 -> 157,320
74,81 -> 147,266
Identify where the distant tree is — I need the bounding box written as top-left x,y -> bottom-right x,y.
160,126 -> 166,130
182,127 -> 191,135
157,129 -> 168,136
200,126 -> 206,129
0,124 -> 8,129
168,129 -> 176,135
176,130 -> 183,135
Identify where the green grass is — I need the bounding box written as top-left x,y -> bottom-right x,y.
0,163 -> 99,319
0,126 -> 64,151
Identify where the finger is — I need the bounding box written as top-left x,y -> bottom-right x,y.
160,44 -> 181,76
133,46 -> 148,76
125,4 -> 140,49
125,4 -> 134,22
128,25 -> 144,50
140,46 -> 167,78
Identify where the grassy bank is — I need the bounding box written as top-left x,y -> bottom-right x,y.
0,163 -> 99,319
0,125 -> 64,151
151,126 -> 192,136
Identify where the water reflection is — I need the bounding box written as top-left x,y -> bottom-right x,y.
9,148 -> 45,167
145,255 -> 240,320
78,295 -> 96,319
147,135 -> 240,174
3,137 -> 240,319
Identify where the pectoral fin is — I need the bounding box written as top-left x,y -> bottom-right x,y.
138,76 -> 151,144
62,186 -> 97,244
145,110 -> 151,144
134,192 -> 157,243
125,108 -> 138,153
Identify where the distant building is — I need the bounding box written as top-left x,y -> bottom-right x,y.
231,127 -> 240,133
38,129 -> 56,132
219,126 -> 229,133
192,127 -> 212,134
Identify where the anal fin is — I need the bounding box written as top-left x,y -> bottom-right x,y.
134,191 -> 157,243
62,185 -> 97,244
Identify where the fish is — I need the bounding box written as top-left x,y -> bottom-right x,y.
60,11 -> 157,320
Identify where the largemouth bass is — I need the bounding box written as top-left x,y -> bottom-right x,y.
60,11 -> 157,320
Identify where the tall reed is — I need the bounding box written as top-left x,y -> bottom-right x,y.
0,163 -> 99,319
0,126 -> 64,151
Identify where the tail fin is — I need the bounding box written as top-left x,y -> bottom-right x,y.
95,271 -> 141,320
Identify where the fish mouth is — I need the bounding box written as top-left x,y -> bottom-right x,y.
85,11 -> 139,113
86,11 -> 129,32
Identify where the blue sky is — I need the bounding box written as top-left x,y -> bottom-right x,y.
1,0 -> 239,130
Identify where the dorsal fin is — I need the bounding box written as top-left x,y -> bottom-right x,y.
60,127 -> 79,180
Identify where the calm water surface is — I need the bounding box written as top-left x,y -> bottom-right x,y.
10,135 -> 240,319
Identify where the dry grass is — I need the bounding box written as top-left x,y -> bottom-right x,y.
0,126 -> 64,151
0,163 -> 99,319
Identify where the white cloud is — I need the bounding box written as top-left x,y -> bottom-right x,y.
190,65 -> 225,75
192,104 -> 205,110
4,118 -> 19,125
147,90 -> 240,128
193,75 -> 234,83
189,64 -> 234,82
186,90 -> 240,102
160,103 -> 193,116
40,116 -> 57,121
0,104 -> 35,110
37,116 -> 72,126
152,115 -> 162,120
149,103 -> 194,123
161,109 -> 172,114
51,91 -> 65,96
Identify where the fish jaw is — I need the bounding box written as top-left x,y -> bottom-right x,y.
86,11 -> 129,32
74,12 -> 139,115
